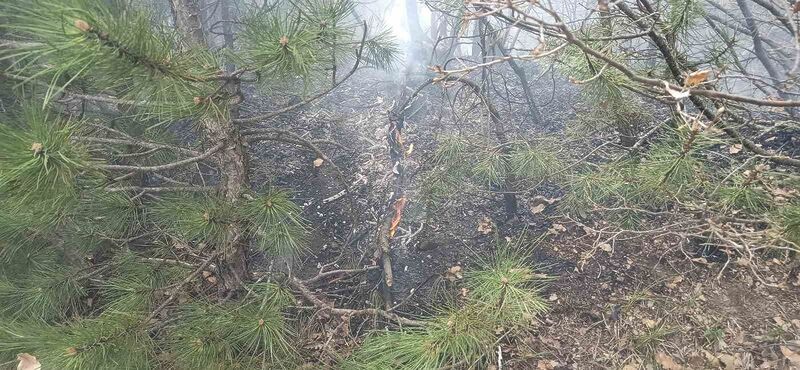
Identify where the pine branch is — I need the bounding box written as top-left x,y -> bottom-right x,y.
143,251 -> 222,325
74,136 -> 202,157
232,21 -> 369,124
97,142 -> 224,173
105,186 -> 213,193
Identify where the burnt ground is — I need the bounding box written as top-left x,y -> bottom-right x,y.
239,67 -> 800,369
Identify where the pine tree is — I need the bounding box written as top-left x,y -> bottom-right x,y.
0,0 -> 399,367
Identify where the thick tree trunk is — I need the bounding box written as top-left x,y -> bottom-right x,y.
168,0 -> 250,293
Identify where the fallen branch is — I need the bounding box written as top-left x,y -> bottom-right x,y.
289,277 -> 426,326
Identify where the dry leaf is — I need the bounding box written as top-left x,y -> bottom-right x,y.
405,143 -> 414,156
598,242 -> 612,252
655,352 -> 684,370
16,353 -> 41,370
597,0 -> 609,12
193,96 -> 203,105
666,276 -> 684,289
388,197 -> 407,238
728,143 -> 742,154
684,70 -> 711,87
717,354 -> 737,369
772,187 -> 796,197
530,203 -> 546,214
477,217 -> 494,235
313,158 -> 324,167
445,265 -> 463,282
74,19 -> 91,32
533,195 -> 560,205
547,223 -> 567,235
279,35 -> 289,47
30,142 -> 43,155
665,82 -> 691,99
548,293 -> 558,301
643,318 -> 657,329
781,346 -> 800,366
794,2 -> 800,13
536,360 -> 557,370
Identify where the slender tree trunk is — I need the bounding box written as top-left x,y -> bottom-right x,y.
735,0 -> 795,116
220,0 -> 236,74
404,0 -> 424,62
483,20 -> 543,126
169,0 -> 206,46
169,0 -> 249,293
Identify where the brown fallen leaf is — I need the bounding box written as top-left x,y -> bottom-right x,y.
728,143 -> 742,154
477,216 -> 494,235
598,242 -> 612,253
597,0 -> 609,12
655,352 -> 684,370
666,276 -> 684,289
313,158 -> 324,167
684,70 -> 712,87
717,353 -> 737,369
533,195 -> 561,205
781,346 -> 800,367
445,265 -> 463,282
17,353 -> 41,370
547,223 -> 567,236
530,203 -> 546,214
794,1 -> 800,14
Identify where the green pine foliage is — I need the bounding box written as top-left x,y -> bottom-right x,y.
665,0 -> 704,36
151,194 -> 232,245
716,182 -> 771,214
0,106 -> 88,216
347,240 -> 550,369
0,313 -> 154,370
1,0 -> 223,120
778,204 -> 800,246
167,289 -> 295,369
0,266 -> 85,321
466,245 -> 550,325
242,190 -> 307,255
422,135 -> 564,208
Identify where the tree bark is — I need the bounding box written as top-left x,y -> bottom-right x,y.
168,0 -> 250,293
169,0 -> 206,46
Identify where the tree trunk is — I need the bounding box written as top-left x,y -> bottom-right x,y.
220,0 -> 236,74
168,0 -> 249,293
483,20 -> 543,126
169,0 -> 206,46
404,0 -> 424,62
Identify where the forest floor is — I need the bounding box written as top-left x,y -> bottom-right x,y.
240,68 -> 800,369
